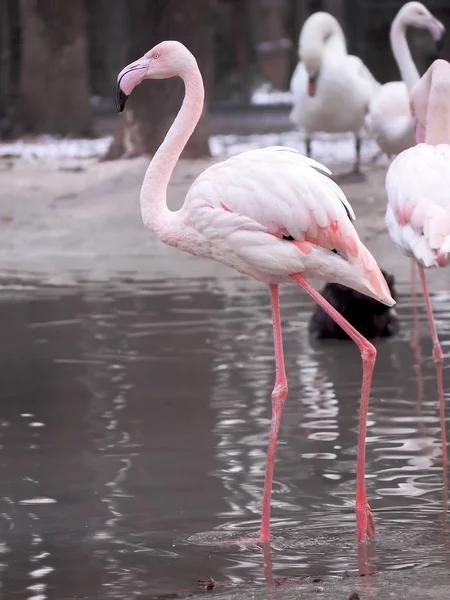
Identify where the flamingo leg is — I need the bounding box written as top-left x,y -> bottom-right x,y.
306,137 -> 312,158
410,257 -> 417,310
417,262 -> 447,464
290,273 -> 376,542
417,263 -> 443,363
259,284 -> 288,543
354,134 -> 361,173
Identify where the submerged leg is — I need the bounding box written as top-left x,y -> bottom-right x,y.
290,273 -> 376,542
306,137 -> 312,158
417,263 -> 447,464
410,257 -> 417,332
417,263 -> 443,363
260,284 -> 288,543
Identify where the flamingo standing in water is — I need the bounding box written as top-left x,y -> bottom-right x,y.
385,58 -> 450,463
116,41 -> 395,543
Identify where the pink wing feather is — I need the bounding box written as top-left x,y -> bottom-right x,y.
386,144 -> 450,267
185,147 -> 356,252
181,147 -> 392,303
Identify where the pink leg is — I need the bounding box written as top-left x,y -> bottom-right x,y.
417,263 -> 443,363
411,257 -> 420,351
417,263 -> 447,465
259,284 -> 288,543
410,258 -> 417,329
410,258 -> 425,421
290,274 -> 376,542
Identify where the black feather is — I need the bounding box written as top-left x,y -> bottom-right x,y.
309,270 -> 399,340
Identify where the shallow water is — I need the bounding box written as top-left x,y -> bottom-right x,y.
0,276 -> 449,599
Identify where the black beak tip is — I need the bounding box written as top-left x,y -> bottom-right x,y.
116,87 -> 129,113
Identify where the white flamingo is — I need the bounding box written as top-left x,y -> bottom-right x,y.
366,1 -> 444,157
289,11 -> 380,175
385,58 -> 450,464
116,40 -> 395,543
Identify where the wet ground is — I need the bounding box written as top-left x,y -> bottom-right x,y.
1,275 -> 449,599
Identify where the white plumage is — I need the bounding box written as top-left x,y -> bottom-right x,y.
386,144 -> 450,266
289,12 -> 380,168
117,40 -> 395,544
366,2 -> 445,157
181,147 -> 390,301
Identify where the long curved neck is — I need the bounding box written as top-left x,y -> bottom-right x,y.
426,69 -> 450,145
139,64 -> 204,243
390,16 -> 420,92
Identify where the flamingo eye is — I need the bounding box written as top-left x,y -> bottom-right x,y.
153,53 -> 159,59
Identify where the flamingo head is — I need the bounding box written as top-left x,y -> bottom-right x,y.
116,41 -> 196,113
399,2 -> 445,43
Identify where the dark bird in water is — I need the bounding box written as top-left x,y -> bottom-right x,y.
309,270 -> 399,340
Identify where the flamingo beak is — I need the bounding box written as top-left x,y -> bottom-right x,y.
428,17 -> 446,44
116,60 -> 148,113
308,75 -> 318,97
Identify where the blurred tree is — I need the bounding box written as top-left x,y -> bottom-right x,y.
85,0 -> 127,99
107,0 -> 212,160
249,0 -> 292,91
17,0 -> 93,136
0,0 -> 20,137
223,0 -> 253,102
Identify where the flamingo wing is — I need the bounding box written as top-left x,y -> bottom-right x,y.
185,147 -> 356,255
181,147 -> 392,305
385,144 -> 450,267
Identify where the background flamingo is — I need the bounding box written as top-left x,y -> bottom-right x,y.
366,1 -> 445,157
289,11 -> 380,177
116,40 -> 395,543
385,58 -> 450,463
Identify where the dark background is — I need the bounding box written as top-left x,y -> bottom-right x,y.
1,0 -> 449,155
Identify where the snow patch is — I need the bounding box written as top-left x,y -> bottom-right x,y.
251,82 -> 293,105
0,136 -> 112,160
0,131 -> 388,166
209,131 -> 388,165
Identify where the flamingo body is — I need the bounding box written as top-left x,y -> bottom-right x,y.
385,58 -> 450,464
366,82 -> 415,156
116,40 -> 395,544
366,2 -> 444,157
290,54 -> 379,136
386,144 -> 450,267
182,147 -> 391,300
289,12 -> 380,170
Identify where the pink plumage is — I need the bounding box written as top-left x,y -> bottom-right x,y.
385,58 -> 450,464
386,144 -> 450,267
182,146 -> 392,300
116,40 -> 395,545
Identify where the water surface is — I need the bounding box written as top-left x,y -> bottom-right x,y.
0,277 -> 449,599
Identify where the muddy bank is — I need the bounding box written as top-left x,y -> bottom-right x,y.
189,565 -> 450,600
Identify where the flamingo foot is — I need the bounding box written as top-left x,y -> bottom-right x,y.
356,504 -> 375,542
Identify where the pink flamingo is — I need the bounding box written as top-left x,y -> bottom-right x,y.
385,58 -> 450,464
116,41 -> 395,543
